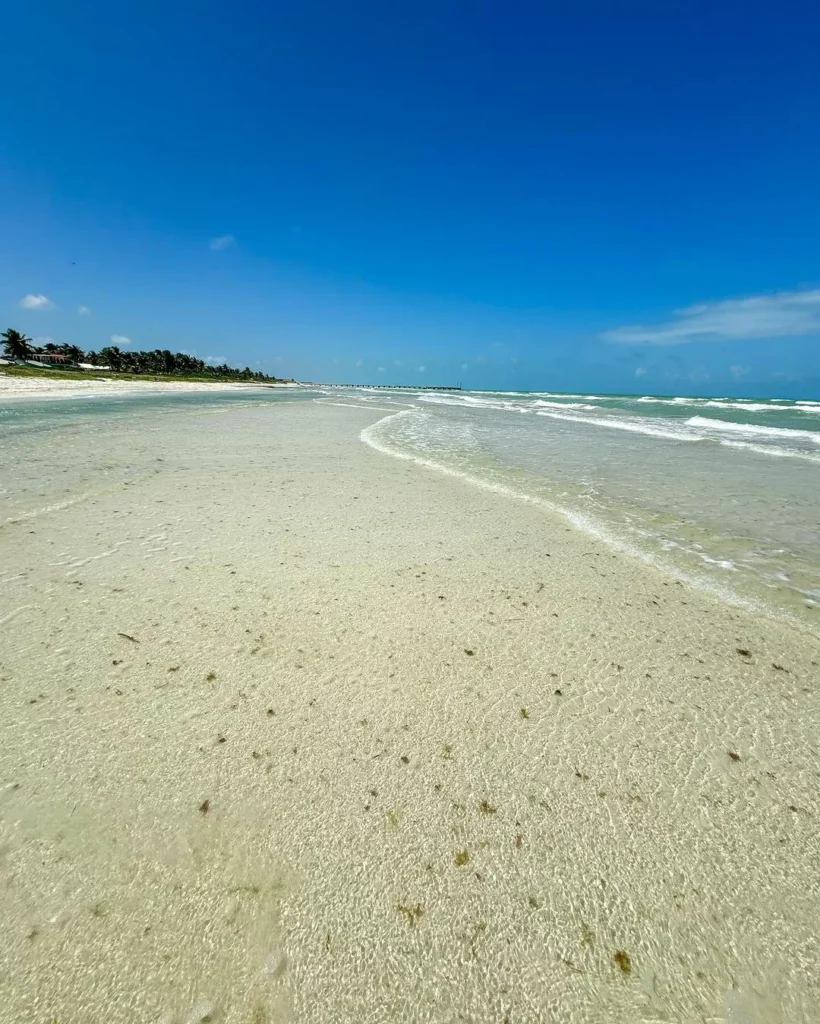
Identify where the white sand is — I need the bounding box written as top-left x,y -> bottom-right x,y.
0,373 -> 298,401
1,399 -> 818,1023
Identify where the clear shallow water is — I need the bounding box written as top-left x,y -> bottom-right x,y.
0,387 -> 310,441
0,388 -> 313,523
3,384 -> 819,634
339,387 -> 820,634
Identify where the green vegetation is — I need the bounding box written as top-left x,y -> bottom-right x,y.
1,328 -> 285,382
1,328 -> 33,360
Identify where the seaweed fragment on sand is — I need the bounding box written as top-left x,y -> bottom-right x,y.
397,903 -> 424,927
613,950 -> 632,974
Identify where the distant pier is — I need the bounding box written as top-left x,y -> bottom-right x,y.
304,382 -> 462,391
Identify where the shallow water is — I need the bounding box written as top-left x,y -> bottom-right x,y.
2,395 -> 819,1022
337,387 -> 820,634
0,389 -> 313,523
3,384 -> 819,633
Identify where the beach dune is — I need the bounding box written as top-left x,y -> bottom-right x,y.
1,398 -> 818,1023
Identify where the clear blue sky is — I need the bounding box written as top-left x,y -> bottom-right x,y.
2,0 -> 819,395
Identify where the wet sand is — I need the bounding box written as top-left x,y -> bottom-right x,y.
1,399 -> 818,1023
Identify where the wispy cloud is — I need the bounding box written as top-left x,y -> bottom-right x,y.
635,366 -> 647,377
110,334 -> 131,346
206,355 -> 226,364
77,305 -> 91,315
461,363 -> 469,370
355,359 -> 363,367
730,364 -> 751,380
209,234 -> 235,251
20,293 -> 53,309
604,287 -> 820,345
34,336 -> 56,346
377,366 -> 385,373
417,365 -> 426,373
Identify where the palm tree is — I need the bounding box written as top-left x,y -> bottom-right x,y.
1,328 -> 32,361
61,344 -> 85,363
98,345 -> 123,371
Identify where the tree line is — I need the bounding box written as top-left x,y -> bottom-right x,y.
1,328 -> 280,381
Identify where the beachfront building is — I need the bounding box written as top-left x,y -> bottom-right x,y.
32,352 -> 71,365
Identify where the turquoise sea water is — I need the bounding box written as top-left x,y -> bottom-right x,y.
344,387 -> 820,634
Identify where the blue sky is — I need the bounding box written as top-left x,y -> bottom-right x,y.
2,0 -> 819,396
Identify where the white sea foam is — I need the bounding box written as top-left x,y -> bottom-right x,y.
718,439 -> 820,463
636,396 -> 703,405
701,400 -> 802,412
685,416 -> 820,443
530,400 -> 598,410
535,409 -> 697,441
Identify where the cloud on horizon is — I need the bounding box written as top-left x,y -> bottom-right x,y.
209,234 -> 235,251
110,334 -> 131,346
20,293 -> 53,309
604,287 -> 820,345
206,355 -> 226,364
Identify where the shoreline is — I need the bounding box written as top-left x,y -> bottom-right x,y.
0,373 -> 301,401
1,398 -> 818,1022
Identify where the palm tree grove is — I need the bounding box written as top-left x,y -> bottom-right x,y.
1,328 -> 281,381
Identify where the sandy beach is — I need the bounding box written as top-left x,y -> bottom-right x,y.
1,397 -> 818,1023
0,373 -> 298,402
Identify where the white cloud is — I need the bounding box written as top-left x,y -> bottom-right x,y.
417,365 -> 426,373
355,359 -> 363,367
209,234 -> 235,251
635,366 -> 647,377
77,305 -> 91,315
730,364 -> 751,380
33,336 -> 56,346
377,366 -> 385,373
110,334 -> 131,346
461,363 -> 469,370
20,293 -> 53,309
206,355 -> 226,364
604,287 -> 820,345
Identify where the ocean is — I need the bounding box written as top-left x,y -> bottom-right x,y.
330,387 -> 820,635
